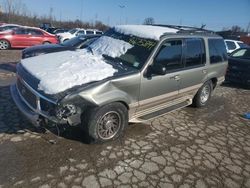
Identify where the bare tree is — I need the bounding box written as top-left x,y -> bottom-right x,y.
231,25 -> 244,33
143,17 -> 155,25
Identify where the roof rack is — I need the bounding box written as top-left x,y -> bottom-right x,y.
152,24 -> 215,35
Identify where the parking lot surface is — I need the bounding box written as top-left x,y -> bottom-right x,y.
0,50 -> 250,188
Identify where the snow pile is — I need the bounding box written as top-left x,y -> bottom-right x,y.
90,36 -> 133,58
21,50 -> 117,94
114,25 -> 178,40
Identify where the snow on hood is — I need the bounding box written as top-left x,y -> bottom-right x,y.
21,50 -> 117,94
90,36 -> 133,58
114,25 -> 178,40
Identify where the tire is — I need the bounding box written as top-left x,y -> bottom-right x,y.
0,39 -> 10,50
82,102 -> 128,143
192,80 -> 213,108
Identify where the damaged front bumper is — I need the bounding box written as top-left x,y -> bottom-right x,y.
10,84 -> 67,127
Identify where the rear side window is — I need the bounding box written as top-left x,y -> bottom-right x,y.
86,30 -> 94,34
208,39 -> 227,64
27,29 -> 43,36
15,28 -> 26,35
225,41 -> 236,50
185,38 -> 205,67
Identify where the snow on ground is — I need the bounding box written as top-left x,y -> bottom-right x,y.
114,25 -> 178,40
21,50 -> 117,94
90,36 -> 133,58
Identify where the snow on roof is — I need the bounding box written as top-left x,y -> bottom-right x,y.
21,50 -> 117,94
114,25 -> 179,40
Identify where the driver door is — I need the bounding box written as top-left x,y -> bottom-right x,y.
138,39 -> 184,112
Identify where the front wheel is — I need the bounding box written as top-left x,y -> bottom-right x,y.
192,80 -> 213,107
0,40 -> 10,50
82,102 -> 128,143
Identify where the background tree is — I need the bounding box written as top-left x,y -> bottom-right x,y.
143,17 -> 155,25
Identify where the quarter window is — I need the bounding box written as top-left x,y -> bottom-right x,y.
208,39 -> 228,64
155,40 -> 183,71
185,38 -> 205,67
225,41 -> 236,50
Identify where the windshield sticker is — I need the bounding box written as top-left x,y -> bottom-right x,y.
128,37 -> 156,50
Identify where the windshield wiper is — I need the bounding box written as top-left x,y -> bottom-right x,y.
87,46 -> 94,55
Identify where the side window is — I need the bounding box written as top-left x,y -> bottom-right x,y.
185,38 -> 205,67
15,29 -> 26,35
26,29 -> 43,35
208,39 -> 228,64
77,30 -> 86,36
155,40 -> 183,71
225,41 -> 236,50
86,30 -> 94,34
96,31 -> 103,35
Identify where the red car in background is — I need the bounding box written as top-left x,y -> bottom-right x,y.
0,27 -> 58,50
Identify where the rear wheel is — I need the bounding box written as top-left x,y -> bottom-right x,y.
192,80 -> 213,107
0,40 -> 10,50
82,102 -> 128,143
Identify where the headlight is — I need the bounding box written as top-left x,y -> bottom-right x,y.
55,104 -> 77,119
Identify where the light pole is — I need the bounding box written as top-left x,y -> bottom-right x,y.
119,5 -> 125,25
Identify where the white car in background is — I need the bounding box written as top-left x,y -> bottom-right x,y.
57,28 -> 103,43
224,39 -> 248,54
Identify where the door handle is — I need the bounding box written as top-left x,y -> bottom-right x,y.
202,69 -> 207,74
170,75 -> 181,81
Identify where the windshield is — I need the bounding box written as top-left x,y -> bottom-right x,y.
69,29 -> 77,34
231,48 -> 250,59
89,28 -> 157,69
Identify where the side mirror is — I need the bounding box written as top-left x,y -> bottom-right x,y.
148,63 -> 167,76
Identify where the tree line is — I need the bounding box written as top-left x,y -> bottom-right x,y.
0,0 -> 109,31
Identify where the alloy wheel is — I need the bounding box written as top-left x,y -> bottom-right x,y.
97,111 -> 121,140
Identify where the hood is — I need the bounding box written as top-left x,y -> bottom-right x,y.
20,50 -> 120,95
24,44 -> 63,51
22,44 -> 73,58
57,32 -> 74,38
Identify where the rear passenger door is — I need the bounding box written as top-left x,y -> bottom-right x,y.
12,28 -> 29,47
26,29 -> 45,46
178,38 -> 207,96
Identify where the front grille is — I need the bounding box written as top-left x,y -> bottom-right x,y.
17,78 -> 37,109
40,98 -> 56,112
